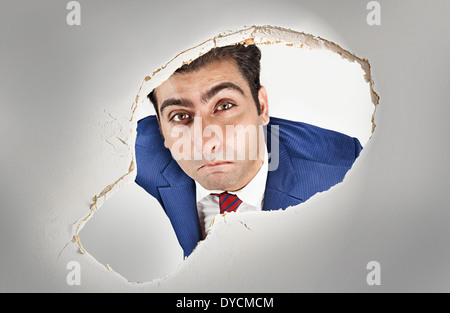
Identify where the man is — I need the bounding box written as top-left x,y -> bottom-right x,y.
135,44 -> 362,257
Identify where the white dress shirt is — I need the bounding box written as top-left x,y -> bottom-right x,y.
195,147 -> 269,237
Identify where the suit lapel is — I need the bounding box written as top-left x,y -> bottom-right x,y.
263,123 -> 304,211
263,188 -> 304,211
158,159 -> 201,257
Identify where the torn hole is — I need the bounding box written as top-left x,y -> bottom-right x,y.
75,25 -> 378,284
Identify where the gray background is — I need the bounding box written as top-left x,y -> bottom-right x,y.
0,0 -> 449,292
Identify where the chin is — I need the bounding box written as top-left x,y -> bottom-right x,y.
199,173 -> 240,191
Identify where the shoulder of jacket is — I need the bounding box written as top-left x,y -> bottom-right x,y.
267,116 -> 362,166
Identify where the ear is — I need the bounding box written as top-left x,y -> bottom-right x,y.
257,86 -> 270,125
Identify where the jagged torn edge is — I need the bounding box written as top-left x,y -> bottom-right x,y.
69,24 -> 380,272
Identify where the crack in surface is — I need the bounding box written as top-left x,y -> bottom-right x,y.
68,24 -> 379,280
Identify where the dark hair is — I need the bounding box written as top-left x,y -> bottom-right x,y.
148,43 -> 262,117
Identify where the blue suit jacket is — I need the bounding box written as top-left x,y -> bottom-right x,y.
135,115 -> 362,257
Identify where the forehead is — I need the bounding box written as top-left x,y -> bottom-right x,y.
155,59 -> 248,101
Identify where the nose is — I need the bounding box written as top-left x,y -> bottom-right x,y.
193,116 -> 224,161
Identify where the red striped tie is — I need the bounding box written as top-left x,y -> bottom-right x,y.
211,192 -> 243,214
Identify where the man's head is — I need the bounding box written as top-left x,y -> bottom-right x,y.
149,44 -> 263,117
148,44 -> 269,191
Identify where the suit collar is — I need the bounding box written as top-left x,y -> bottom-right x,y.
158,183 -> 201,257
160,158 -> 194,186
265,124 -> 299,192
262,123 -> 304,210
158,159 -> 201,257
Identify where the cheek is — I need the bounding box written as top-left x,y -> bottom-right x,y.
224,125 -> 262,161
175,159 -> 190,172
163,125 -> 195,160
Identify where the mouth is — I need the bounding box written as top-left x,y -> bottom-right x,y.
198,161 -> 233,171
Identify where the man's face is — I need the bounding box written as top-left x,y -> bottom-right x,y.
154,58 -> 269,191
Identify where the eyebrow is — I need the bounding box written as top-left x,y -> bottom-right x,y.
160,98 -> 194,117
201,82 -> 245,103
159,82 -> 245,117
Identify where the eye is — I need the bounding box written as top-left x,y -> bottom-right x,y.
171,112 -> 191,122
216,102 -> 234,111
